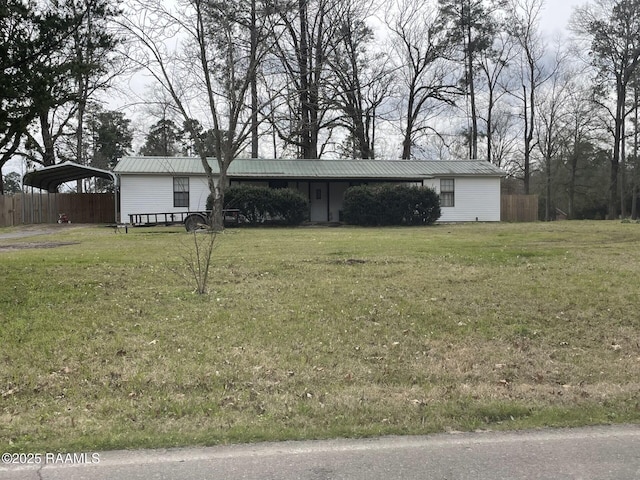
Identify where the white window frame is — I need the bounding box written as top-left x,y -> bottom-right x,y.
173,177 -> 189,208
440,178 -> 455,207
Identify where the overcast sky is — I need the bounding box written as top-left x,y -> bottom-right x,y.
540,0 -> 588,36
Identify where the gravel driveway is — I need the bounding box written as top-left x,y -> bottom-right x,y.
0,224 -> 85,240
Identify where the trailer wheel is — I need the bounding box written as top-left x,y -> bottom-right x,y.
184,213 -> 207,232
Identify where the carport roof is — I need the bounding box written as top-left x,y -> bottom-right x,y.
22,161 -> 117,193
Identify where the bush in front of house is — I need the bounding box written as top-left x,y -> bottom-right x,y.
221,184 -> 269,224
340,185 -> 381,226
270,187 -> 309,225
207,185 -> 308,225
342,184 -> 441,226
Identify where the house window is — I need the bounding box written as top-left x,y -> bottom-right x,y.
269,180 -> 288,189
173,177 -> 189,207
440,178 -> 454,207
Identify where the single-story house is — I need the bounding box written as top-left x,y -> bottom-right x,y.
113,157 -> 505,223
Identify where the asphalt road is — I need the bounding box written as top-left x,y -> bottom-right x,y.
2,425 -> 639,480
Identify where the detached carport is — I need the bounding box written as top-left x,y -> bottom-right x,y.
20,161 -> 118,224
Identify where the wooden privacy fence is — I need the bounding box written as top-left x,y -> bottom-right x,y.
2,192 -> 537,225
501,194 -> 539,222
0,193 -> 115,227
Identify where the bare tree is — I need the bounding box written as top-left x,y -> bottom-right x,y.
560,79 -> 604,219
479,26 -> 515,164
437,0 -> 506,160
487,107 -> 520,170
631,76 -> 640,219
572,0 -> 640,218
386,0 -> 458,160
324,0 -> 392,159
120,0 -> 273,228
266,0 -> 342,159
506,0 -> 548,194
535,43 -> 571,221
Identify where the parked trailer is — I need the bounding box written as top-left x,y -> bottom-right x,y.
128,209 -> 241,231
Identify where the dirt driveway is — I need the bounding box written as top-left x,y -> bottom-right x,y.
0,224 -> 86,240
0,224 -> 85,251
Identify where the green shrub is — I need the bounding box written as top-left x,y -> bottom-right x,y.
341,185 -> 382,226
343,184 -> 441,226
224,185 -> 269,224
207,185 -> 308,225
271,188 -> 309,225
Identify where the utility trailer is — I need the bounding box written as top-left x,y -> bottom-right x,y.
128,209 -> 241,231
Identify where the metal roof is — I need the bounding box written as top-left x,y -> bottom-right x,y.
23,161 -> 117,192
114,157 -> 505,179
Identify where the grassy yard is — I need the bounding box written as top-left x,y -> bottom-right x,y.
1,221 -> 639,452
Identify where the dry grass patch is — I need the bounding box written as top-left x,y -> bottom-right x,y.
1,221 -> 639,452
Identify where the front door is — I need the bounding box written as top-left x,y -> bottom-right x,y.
309,182 -> 328,222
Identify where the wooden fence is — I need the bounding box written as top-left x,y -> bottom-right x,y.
0,193 -> 115,227
501,194 -> 539,222
2,192 -> 537,226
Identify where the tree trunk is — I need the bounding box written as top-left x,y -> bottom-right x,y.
568,140 -> 578,220
75,100 -> 86,194
632,182 -> 638,220
297,0 -> 312,159
609,82 -> 625,219
609,158 -> 619,220
523,86 -> 531,194
351,105 -> 372,159
545,153 -> 551,221
466,18 -> 478,160
209,169 -> 227,231
633,88 -> 639,220
39,111 -> 56,166
486,88 -> 493,163
250,0 -> 259,158
402,121 -> 413,160
402,89 -> 416,160
620,115 -> 627,218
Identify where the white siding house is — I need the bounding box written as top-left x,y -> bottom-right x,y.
114,157 -> 504,223
423,177 -> 502,222
119,174 -> 210,220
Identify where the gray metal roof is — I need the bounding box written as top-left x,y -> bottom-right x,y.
114,157 -> 505,179
23,161 -> 117,192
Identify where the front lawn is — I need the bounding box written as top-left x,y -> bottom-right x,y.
1,221 -> 639,452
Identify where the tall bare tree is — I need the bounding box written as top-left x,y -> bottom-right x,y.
437,0 -> 506,160
631,76 -> 640,219
266,0 -> 342,159
479,26 -> 515,164
535,44 -> 570,221
121,0 -> 273,228
324,0 -> 392,159
572,0 -> 640,218
386,0 -> 457,160
559,79 -> 603,219
506,0 -> 548,194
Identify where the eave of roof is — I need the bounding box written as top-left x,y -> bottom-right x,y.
113,157 -> 506,179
